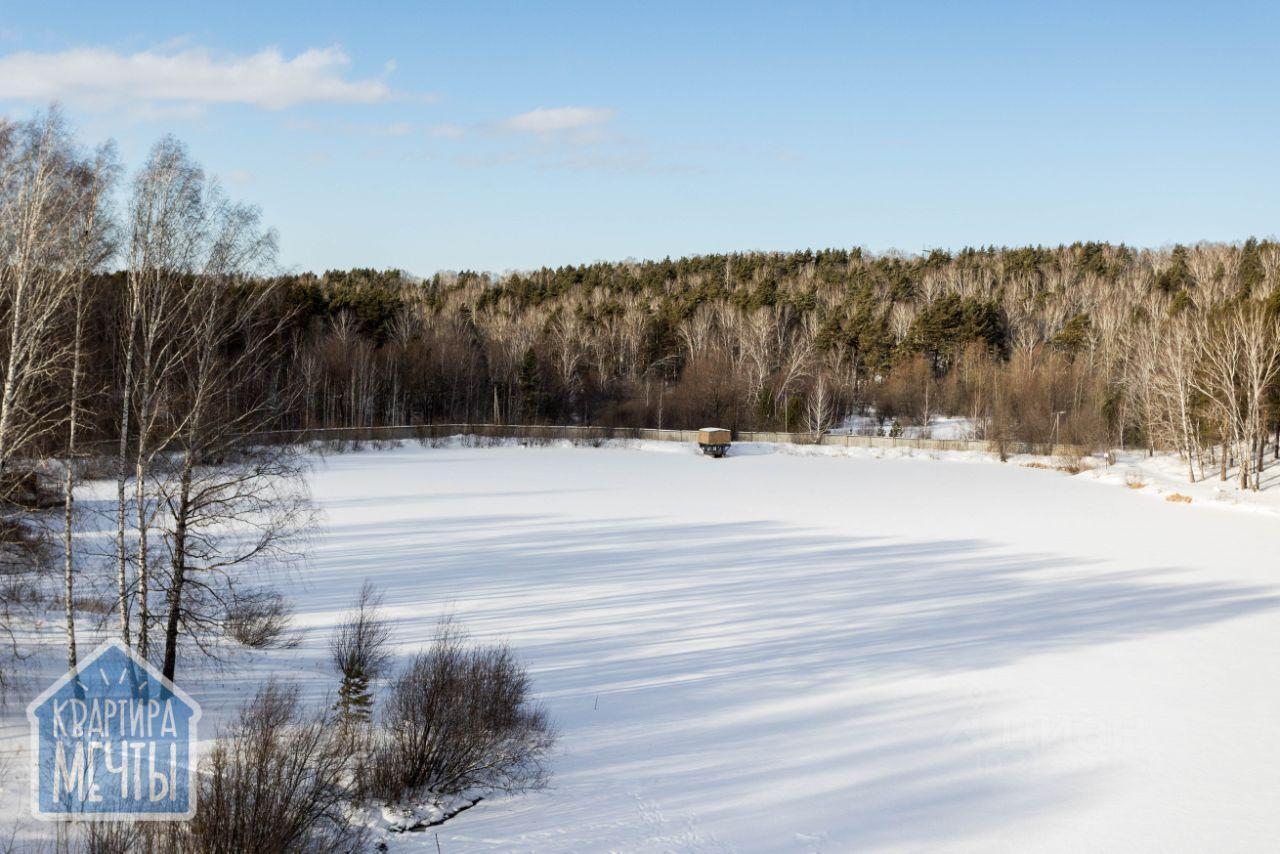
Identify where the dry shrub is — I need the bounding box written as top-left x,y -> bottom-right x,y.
0,526 -> 45,696
318,437 -> 357,454
0,467 -> 60,510
365,621 -> 556,805
870,354 -> 934,427
165,680 -> 365,853
0,516 -> 45,564
76,455 -> 118,482
67,822 -> 145,854
225,590 -> 295,649
70,595 -> 115,616
1124,471 -> 1146,490
665,352 -> 741,430
40,686 -> 363,850
1053,449 -> 1093,474
967,348 -> 1113,449
1166,493 -> 1193,504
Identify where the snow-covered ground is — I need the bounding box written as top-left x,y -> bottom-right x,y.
4,440 -> 1280,851
726,439 -> 1280,518
831,412 -> 978,439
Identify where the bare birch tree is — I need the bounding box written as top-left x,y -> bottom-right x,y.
119,137 -> 208,654
1193,306 -> 1247,486
0,111 -> 117,668
0,112 -> 83,490
806,373 -> 835,440
156,190 -> 299,679
60,144 -> 118,668
1235,301 -> 1280,489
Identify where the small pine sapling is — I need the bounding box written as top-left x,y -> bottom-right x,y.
330,581 -> 393,726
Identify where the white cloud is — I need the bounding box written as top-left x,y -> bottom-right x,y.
0,45 -> 392,111
500,106 -> 616,134
430,106 -> 661,173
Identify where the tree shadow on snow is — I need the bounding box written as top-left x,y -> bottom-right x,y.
264,510 -> 1280,850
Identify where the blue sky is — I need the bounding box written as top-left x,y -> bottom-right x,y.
1,1 -> 1276,274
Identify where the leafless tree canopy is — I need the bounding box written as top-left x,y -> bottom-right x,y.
366,620 -> 556,804
0,110 -> 308,684
155,445 -> 312,679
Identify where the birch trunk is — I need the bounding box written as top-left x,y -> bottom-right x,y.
161,455 -> 193,681
116,308 -> 136,647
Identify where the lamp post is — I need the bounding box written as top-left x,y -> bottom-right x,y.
1052,410 -> 1066,452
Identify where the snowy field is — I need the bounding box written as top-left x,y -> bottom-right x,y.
831,412 -> 978,439
5,440 -> 1280,851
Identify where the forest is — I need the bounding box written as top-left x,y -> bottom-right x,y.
65,224 -> 1280,489
259,239 -> 1280,482
9,114 -> 1280,504
5,108 -> 1280,484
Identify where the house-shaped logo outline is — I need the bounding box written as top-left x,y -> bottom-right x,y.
25,638 -> 202,821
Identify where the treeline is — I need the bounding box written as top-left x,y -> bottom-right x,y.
263,241 -> 1280,486
25,188 -> 1280,491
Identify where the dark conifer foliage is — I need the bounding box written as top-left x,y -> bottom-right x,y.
47,240 -> 1280,461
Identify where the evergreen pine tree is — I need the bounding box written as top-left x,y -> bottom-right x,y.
330,581 -> 392,729
336,668 -> 374,723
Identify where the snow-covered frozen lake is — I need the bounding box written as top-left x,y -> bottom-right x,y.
297,442 -> 1280,852
7,441 -> 1280,851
